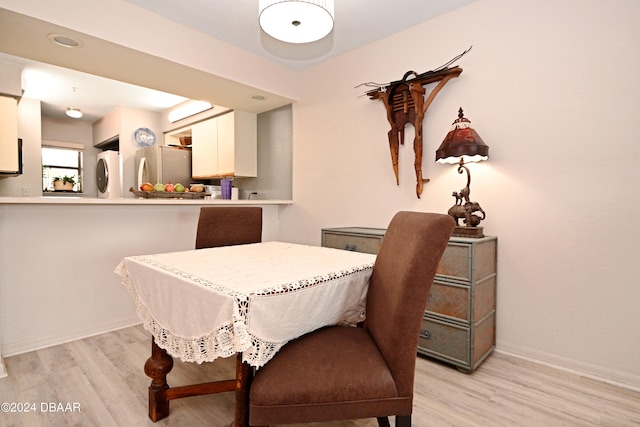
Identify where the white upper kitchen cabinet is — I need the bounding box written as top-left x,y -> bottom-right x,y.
170,110 -> 257,180
0,96 -> 19,174
191,117 -> 218,179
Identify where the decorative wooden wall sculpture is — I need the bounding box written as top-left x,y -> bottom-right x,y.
360,48 -> 470,198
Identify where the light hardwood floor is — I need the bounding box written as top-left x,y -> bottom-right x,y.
0,325 -> 638,427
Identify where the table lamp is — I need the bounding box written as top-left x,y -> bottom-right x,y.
435,108 -> 489,238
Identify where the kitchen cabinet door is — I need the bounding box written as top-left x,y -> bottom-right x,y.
217,111 -> 257,178
217,111 -> 235,176
180,110 -> 257,180
191,117 -> 218,180
0,96 -> 19,174
191,111 -> 257,179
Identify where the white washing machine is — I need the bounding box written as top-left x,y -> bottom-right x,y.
96,151 -> 123,199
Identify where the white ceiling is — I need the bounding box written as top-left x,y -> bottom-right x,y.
0,0 -> 476,123
0,52 -> 188,123
121,0 -> 476,70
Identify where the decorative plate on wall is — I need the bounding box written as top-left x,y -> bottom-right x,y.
134,127 -> 156,147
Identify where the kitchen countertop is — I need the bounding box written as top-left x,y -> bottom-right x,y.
0,196 -> 292,205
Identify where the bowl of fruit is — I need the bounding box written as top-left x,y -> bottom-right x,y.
130,182 -> 209,199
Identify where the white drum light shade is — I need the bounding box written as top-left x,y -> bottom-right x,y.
259,0 -> 334,44
66,108 -> 83,118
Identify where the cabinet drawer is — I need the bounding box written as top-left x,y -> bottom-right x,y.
436,237 -> 497,282
425,281 -> 469,323
418,317 -> 469,365
322,232 -> 383,254
436,242 -> 472,281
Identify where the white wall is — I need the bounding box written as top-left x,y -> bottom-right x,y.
92,107 -> 121,145
280,0 -> 640,388
241,105 -> 293,200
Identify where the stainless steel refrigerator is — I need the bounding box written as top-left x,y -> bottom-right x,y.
135,145 -> 192,188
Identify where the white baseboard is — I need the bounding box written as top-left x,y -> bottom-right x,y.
2,317 -> 141,359
496,341 -> 640,392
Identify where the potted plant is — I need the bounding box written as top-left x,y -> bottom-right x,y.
52,175 -> 76,191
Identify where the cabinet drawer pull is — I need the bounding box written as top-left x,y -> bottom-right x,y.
344,244 -> 356,251
420,330 -> 431,339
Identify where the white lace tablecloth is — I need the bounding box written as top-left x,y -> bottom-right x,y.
115,241 -> 376,368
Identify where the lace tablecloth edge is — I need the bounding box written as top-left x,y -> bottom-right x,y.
115,261 -> 258,365
114,260 -> 368,368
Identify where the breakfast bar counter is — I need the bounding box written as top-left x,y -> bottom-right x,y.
0,196 -> 292,206
0,199 -> 290,377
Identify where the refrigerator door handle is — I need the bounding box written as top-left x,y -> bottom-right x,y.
137,156 -> 147,189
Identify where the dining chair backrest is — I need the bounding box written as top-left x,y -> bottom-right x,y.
364,211 -> 455,397
195,207 -> 263,249
248,211 -> 454,426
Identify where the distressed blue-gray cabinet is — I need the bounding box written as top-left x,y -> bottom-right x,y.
321,227 -> 497,373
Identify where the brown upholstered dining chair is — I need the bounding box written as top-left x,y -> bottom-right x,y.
195,207 -> 263,249
249,211 -> 455,427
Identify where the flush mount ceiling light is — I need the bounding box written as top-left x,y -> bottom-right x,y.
259,0 -> 334,44
65,108 -> 83,119
168,101 -> 213,123
48,33 -> 83,48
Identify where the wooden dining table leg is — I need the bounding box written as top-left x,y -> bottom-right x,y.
231,353 -> 254,427
144,338 -> 174,422
142,338 -> 251,425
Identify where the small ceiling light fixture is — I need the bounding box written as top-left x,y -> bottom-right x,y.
66,108 -> 83,119
259,0 -> 335,44
48,33 -> 83,48
436,108 -> 489,238
168,101 -> 213,123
